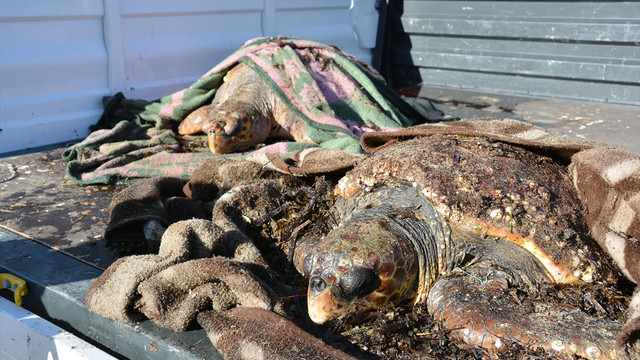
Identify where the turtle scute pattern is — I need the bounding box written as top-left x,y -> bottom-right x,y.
335,134 -> 616,286
293,134 -> 622,359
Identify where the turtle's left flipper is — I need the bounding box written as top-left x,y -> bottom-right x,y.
178,105 -> 213,135
427,273 -> 620,360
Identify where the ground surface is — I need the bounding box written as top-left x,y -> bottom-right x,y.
0,88 -> 637,358
402,86 -> 639,155
0,149 -> 120,270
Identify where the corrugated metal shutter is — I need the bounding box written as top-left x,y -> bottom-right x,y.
0,0 -> 379,154
378,1 -> 640,105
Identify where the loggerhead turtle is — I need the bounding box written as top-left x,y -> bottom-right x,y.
178,63 -> 311,154
292,134 -> 624,359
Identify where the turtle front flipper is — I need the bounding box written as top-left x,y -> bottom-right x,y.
427,272 -> 620,359
178,105 -> 213,135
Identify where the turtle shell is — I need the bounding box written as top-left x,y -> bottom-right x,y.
335,134 -> 616,285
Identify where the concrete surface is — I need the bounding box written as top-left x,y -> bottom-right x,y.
0,149 -> 120,271
415,86 -> 640,155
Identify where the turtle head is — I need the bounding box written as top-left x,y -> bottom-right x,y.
295,219 -> 419,324
207,102 -> 270,154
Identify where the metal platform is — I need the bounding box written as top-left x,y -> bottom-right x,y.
0,227 -> 221,360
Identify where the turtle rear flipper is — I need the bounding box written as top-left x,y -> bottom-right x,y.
456,234 -> 553,292
427,273 -> 620,359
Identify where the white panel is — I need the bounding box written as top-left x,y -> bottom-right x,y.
274,0 -> 374,62
387,0 -> 640,105
0,1 -> 109,154
349,0 -> 379,49
120,0 -> 265,100
0,297 -> 116,360
0,0 -> 379,154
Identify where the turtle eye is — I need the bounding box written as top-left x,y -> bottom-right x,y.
335,267 -> 381,301
309,276 -> 327,294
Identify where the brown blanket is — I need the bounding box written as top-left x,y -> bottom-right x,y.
86,117 -> 640,359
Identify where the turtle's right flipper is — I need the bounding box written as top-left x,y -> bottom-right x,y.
426,273 -> 620,360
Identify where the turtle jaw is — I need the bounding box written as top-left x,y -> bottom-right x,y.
305,269 -> 378,324
208,130 -> 244,154
306,286 -> 380,325
208,121 -> 260,154
307,284 -> 414,325
299,218 -> 422,325
207,127 -> 269,154
307,285 -> 347,324
305,269 -> 406,325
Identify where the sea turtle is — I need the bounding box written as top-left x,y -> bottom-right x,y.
178,63 -> 311,154
292,134 -> 624,359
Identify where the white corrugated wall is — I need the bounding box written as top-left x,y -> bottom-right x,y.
0,0 -> 379,154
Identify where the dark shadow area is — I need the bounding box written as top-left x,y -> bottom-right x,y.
374,0 -> 423,88
0,232 -> 104,287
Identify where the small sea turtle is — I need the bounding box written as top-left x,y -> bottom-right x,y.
178,63 -> 311,154
292,134 -> 623,359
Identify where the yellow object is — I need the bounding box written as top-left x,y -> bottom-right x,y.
0,273 -> 28,306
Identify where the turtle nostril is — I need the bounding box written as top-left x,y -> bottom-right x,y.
310,276 -> 327,293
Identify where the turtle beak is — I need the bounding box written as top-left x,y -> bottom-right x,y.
207,129 -> 235,154
307,276 -> 345,324
207,118 -> 246,154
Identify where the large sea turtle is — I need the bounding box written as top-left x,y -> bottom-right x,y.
178,63 -> 311,154
292,134 -> 624,359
